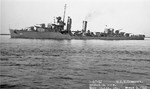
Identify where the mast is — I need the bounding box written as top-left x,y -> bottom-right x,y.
63,4 -> 67,22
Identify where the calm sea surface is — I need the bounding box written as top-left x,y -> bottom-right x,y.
0,35 -> 150,89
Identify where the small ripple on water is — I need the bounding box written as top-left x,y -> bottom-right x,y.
0,74 -> 16,78
121,58 -> 150,62
0,84 -> 18,89
49,76 -> 73,80
0,58 -> 9,61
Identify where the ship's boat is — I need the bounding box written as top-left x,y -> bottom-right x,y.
9,5 -> 145,40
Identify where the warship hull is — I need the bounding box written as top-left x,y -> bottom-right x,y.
10,29 -> 71,40
10,29 -> 144,40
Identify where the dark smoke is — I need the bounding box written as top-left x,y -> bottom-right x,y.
85,11 -> 101,21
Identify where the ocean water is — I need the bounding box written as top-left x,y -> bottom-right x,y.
0,35 -> 150,89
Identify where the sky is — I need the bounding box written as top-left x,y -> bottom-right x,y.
1,0 -> 150,36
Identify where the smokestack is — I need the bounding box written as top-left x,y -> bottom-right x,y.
66,17 -> 72,31
82,21 -> 87,32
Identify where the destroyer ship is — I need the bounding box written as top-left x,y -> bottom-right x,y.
9,5 -> 145,40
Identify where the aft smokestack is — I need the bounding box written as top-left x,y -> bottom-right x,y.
82,21 -> 87,32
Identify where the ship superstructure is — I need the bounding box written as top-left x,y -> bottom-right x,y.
9,5 -> 145,40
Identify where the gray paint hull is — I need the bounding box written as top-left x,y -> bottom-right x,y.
10,29 -> 144,40
10,29 -> 71,39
